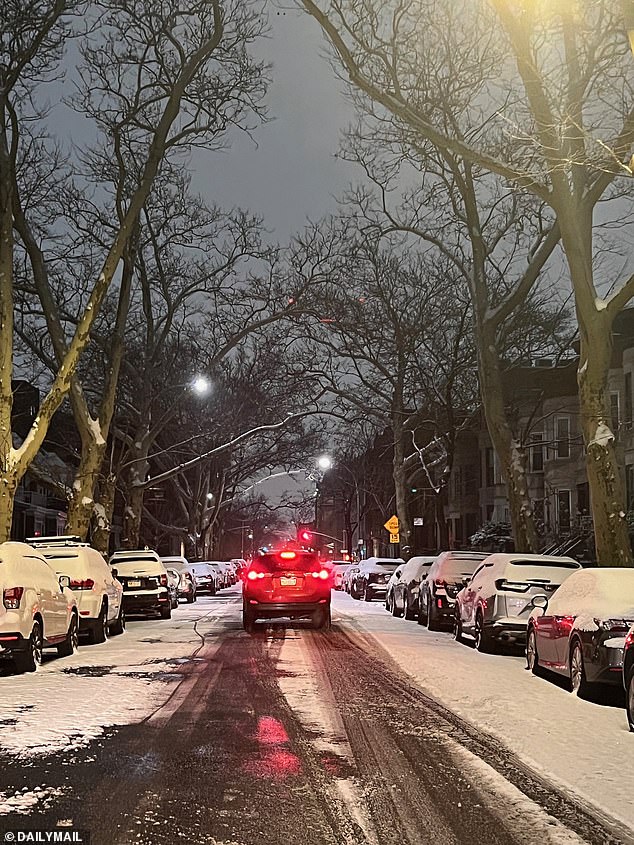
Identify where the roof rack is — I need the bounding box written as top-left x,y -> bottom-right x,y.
27,535 -> 86,547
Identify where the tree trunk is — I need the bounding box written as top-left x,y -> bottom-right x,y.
66,443 -> 107,539
0,477 -> 16,542
392,416 -> 412,553
558,209 -> 632,566
478,332 -> 539,554
92,473 -> 116,556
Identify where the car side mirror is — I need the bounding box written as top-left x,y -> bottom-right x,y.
59,575 -> 71,589
111,568 -> 118,579
531,594 -> 549,611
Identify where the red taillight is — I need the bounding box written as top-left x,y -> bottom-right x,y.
625,630 -> 634,651
247,570 -> 266,580
69,578 -> 95,591
310,569 -> 330,580
160,574 -> 168,587
435,578 -> 446,588
280,551 -> 297,560
3,587 -> 24,609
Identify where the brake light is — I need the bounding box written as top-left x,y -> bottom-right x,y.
69,578 -> 95,591
279,551 -> 297,560
160,574 -> 168,587
310,569 -> 330,580
495,578 -> 530,593
596,618 -> 632,633
434,578 -> 446,587
625,630 -> 634,651
3,587 -> 24,609
247,570 -> 266,580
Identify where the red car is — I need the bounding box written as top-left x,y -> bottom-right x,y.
242,549 -> 332,631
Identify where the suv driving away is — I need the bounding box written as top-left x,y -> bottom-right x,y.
243,549 -> 332,631
109,549 -> 172,619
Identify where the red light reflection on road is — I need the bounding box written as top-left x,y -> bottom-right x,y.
243,715 -> 302,780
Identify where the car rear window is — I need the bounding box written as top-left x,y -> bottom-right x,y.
441,557 -> 487,580
256,551 -> 321,572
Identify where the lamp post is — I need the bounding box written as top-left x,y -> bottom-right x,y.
318,456 -> 362,557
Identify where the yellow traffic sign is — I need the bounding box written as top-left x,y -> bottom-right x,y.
389,532 -> 400,544
384,515 -> 399,533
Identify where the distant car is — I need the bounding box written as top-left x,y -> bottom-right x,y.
32,535 -> 125,642
330,561 -> 352,591
242,548 -> 332,631
419,551 -> 489,630
624,625 -> 634,731
388,556 -> 435,619
160,556 -> 197,603
351,558 -> 404,601
164,568 -> 181,609
454,553 -> 581,652
342,564 -> 359,593
0,541 -> 79,673
109,549 -> 172,619
526,568 -> 634,695
190,562 -> 218,595
231,558 -> 247,580
385,565 -> 405,612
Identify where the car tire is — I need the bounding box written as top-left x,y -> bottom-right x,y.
391,593 -> 403,617
474,610 -> 493,653
243,607 -> 256,632
385,593 -> 392,612
427,598 -> 442,631
160,604 -> 172,620
453,609 -> 464,643
570,640 -> 590,696
57,614 -> 79,657
626,669 -> 634,732
364,588 -> 373,602
89,603 -> 108,644
404,593 -> 417,621
14,621 -> 43,674
418,592 -> 429,626
526,627 -> 540,674
313,606 -> 331,630
351,585 -> 360,600
186,592 -> 195,604
109,606 -> 125,636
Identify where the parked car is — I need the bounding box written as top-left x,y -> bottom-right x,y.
419,551 -> 489,630
385,564 -> 405,612
624,625 -> 634,731
205,561 -> 229,589
242,548 -> 332,631
31,535 -> 125,642
160,556 -> 197,603
164,568 -> 181,609
388,556 -> 435,619
231,558 -> 247,580
0,541 -> 79,673
109,549 -> 172,619
330,561 -> 352,591
526,567 -> 634,695
190,562 -> 218,595
351,558 -> 404,601
454,553 -> 581,652
342,564 -> 359,593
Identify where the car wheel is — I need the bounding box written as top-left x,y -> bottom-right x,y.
404,592 -> 417,621
89,603 -> 108,644
364,587 -> 373,602
385,593 -> 392,612
626,669 -> 634,732
14,621 -> 43,673
351,585 -> 360,600
418,592 -> 429,626
474,610 -> 493,653
453,609 -> 464,643
186,592 -> 195,604
526,627 -> 539,674
570,640 -> 589,696
427,598 -> 442,631
391,593 -> 403,617
109,606 -> 125,636
160,604 -> 172,620
57,614 -> 79,657
243,607 -> 256,632
313,606 -> 331,630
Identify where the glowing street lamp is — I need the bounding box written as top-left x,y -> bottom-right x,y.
191,375 -> 211,395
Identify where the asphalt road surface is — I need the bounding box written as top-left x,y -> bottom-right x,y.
0,591 -> 632,845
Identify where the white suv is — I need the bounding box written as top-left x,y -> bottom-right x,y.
31,536 -> 124,643
0,541 -> 79,673
109,549 -> 171,619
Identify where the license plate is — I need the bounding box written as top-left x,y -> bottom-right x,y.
127,579 -> 141,588
280,577 -> 297,586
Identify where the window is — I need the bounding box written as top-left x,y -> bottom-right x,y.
530,433 -> 544,472
557,489 -> 571,532
556,416 -> 570,459
625,372 -> 632,429
610,392 -> 620,433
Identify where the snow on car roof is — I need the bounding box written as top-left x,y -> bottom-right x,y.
467,555 -> 581,596
543,567 -> 634,630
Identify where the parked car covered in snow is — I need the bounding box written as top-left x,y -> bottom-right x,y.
109,549 -> 172,619
419,551 -> 489,630
160,556 -> 197,603
330,561 -> 352,591
351,558 -> 404,601
342,564 -> 359,593
526,568 -> 634,694
388,556 -> 435,619
0,541 -> 79,673
190,562 -> 218,594
454,553 -> 581,652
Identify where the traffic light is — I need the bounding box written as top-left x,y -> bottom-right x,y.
297,524 -> 314,545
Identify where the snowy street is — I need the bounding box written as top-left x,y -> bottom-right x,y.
0,587 -> 633,845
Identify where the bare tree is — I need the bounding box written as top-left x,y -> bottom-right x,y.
299,0 -> 634,564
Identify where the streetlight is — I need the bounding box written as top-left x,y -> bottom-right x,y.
191,375 -> 211,395
317,455 -> 362,557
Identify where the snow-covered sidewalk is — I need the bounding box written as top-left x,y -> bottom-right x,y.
332,591 -> 634,834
